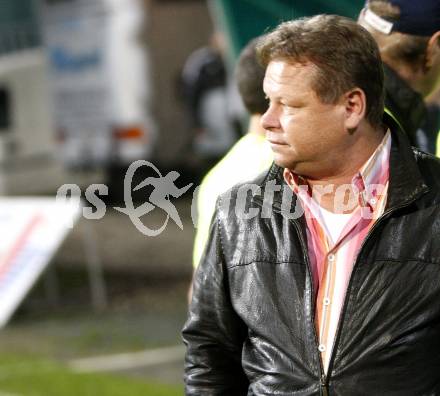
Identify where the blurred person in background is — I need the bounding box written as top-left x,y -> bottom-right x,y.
180,31 -> 237,169
191,37 -> 272,275
358,0 -> 440,153
425,86 -> 440,155
183,15 -> 440,394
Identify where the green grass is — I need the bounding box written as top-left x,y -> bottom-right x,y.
0,355 -> 183,396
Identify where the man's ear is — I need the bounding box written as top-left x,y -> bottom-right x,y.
426,31 -> 440,70
344,88 -> 366,132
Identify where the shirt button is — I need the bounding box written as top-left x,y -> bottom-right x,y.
318,344 -> 326,352
370,198 -> 377,205
328,254 -> 335,262
323,298 -> 330,306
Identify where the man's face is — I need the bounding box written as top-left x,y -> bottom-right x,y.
262,60 -> 352,179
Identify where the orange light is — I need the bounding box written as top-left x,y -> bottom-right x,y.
113,126 -> 145,140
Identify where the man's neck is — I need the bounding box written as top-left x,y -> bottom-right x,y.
305,125 -> 386,213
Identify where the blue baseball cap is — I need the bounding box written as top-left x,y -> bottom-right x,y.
364,0 -> 440,36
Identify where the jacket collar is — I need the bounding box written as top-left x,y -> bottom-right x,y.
384,113 -> 429,210
253,113 -> 429,214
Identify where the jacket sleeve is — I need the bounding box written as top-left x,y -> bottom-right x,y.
182,206 -> 249,395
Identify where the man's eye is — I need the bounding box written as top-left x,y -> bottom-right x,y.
284,102 -> 301,108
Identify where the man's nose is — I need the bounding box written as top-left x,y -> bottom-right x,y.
261,104 -> 281,131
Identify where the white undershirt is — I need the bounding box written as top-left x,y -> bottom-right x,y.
318,206 -> 353,245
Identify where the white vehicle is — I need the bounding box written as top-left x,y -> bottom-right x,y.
0,0 -> 65,195
41,0 -> 156,169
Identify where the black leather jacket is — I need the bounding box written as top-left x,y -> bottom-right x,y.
182,117 -> 440,396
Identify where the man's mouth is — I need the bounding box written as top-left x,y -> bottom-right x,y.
266,135 -> 288,146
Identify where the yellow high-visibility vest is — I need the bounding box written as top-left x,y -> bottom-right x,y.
193,133 -> 273,268
436,131 -> 440,157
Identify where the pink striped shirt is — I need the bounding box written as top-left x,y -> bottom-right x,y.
284,130 -> 391,373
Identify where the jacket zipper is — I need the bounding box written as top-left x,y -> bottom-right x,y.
320,374 -> 329,396
293,194 -> 423,394
292,220 -> 328,395
325,194 -> 424,380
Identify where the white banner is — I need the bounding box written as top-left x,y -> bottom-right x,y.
0,198 -> 81,328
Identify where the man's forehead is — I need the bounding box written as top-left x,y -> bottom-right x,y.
263,60 -> 317,92
267,59 -> 310,72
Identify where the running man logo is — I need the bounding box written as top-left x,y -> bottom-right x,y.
115,161 -> 193,236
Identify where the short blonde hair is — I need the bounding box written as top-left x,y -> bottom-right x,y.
257,15 -> 385,128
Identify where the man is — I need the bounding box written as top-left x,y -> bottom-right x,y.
192,38 -> 272,270
358,0 -> 440,153
183,15 -> 440,395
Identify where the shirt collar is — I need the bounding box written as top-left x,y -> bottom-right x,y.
356,129 -> 391,187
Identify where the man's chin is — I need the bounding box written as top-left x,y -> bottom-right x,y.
273,156 -> 297,171
273,157 -> 314,178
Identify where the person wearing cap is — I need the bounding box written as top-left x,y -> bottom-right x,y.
183,15 -> 440,395
358,0 -> 440,153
